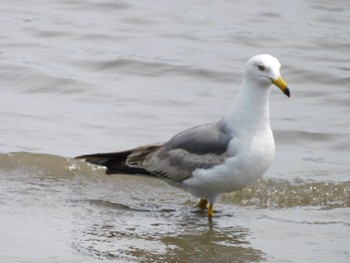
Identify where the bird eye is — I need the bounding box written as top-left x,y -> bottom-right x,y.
257,65 -> 265,71
258,65 -> 265,71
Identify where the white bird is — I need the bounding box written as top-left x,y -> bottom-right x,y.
76,54 -> 290,217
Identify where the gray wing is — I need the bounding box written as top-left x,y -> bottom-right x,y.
127,120 -> 232,182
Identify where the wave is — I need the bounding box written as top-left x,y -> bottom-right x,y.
1,152 -> 349,209
75,58 -> 237,82
223,178 -> 350,209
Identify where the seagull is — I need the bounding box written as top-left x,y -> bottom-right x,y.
76,54 -> 290,217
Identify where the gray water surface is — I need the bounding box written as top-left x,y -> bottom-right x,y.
1,0 -> 349,262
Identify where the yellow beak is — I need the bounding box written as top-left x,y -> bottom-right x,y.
272,76 -> 290,97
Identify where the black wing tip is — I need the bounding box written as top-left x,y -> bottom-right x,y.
73,151 -> 152,176
74,153 -> 105,160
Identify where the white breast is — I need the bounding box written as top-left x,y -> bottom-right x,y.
183,128 -> 275,201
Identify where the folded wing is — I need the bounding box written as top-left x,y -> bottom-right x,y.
76,120 -> 232,182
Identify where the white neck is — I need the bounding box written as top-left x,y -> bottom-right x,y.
224,77 -> 272,136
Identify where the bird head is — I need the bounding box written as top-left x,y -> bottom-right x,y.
245,54 -> 290,97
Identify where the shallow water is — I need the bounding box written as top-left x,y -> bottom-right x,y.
1,0 -> 350,262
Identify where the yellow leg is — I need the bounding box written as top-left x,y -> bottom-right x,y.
208,203 -> 214,218
197,199 -> 208,209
